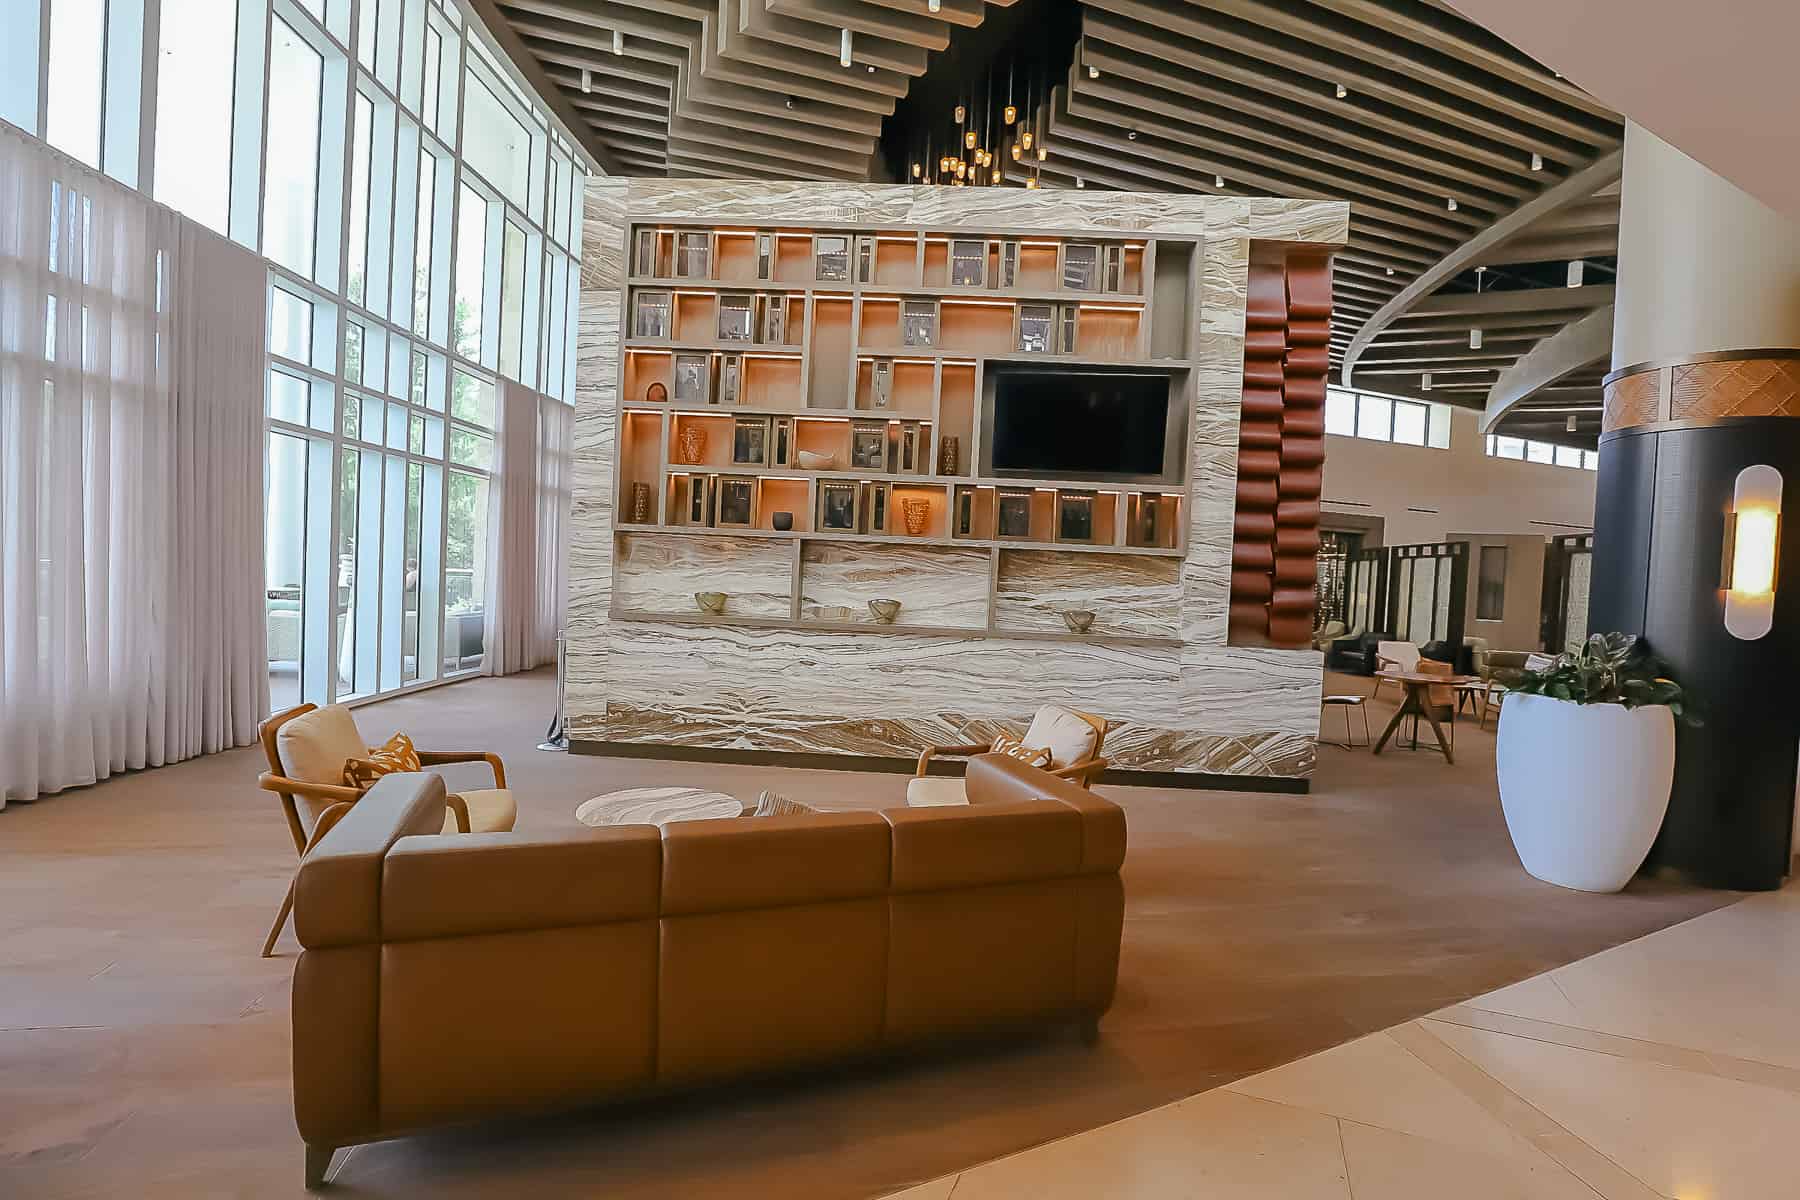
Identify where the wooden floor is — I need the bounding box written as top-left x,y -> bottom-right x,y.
0,671 -> 1735,1199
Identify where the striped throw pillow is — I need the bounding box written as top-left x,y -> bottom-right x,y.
752,790 -> 815,817
989,734 -> 1052,769
343,733 -> 422,789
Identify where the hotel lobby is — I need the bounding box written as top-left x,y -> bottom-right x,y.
4,2 -> 1800,1197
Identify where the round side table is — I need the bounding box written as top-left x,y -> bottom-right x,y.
575,786 -> 743,827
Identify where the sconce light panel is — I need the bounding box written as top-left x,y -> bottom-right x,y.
1723,463 -> 1782,640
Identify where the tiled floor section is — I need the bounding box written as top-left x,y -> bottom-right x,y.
879,883 -> 1800,1199
0,670 -> 1738,1198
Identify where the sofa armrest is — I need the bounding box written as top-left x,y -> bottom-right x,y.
964,754 -> 1126,873
294,773 -> 452,950
915,743 -> 991,776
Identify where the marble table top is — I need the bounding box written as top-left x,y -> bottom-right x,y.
575,785 -> 744,827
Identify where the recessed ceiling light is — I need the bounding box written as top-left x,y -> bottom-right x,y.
1566,415 -> 1578,432
1126,130 -> 1138,140
612,29 -> 623,55
929,0 -> 940,10
1075,177 -> 1085,188
1530,151 -> 1543,172
580,67 -> 591,93
839,28 -> 852,68
1335,82 -> 1348,99
1385,266 -> 1395,275
1214,174 -> 1224,188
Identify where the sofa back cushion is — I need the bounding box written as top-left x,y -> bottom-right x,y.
660,811 -> 891,916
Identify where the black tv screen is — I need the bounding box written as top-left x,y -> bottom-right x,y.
990,370 -> 1169,478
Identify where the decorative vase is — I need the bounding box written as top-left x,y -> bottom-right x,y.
771,511 -> 794,532
938,436 -> 959,476
1061,609 -> 1096,634
868,598 -> 901,625
901,498 -> 930,536
1496,694 -> 1675,892
694,591 -> 727,615
678,425 -> 706,465
797,449 -> 836,471
630,482 -> 651,524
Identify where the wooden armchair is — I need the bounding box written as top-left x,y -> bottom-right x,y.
256,703 -> 516,957
908,706 -> 1110,807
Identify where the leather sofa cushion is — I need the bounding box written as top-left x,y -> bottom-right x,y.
885,800 -> 1083,893
296,774 -> 450,949
382,826 -> 662,941
886,879 -> 1079,1042
661,811 -> 891,916
378,923 -> 658,1131
658,899 -> 886,1085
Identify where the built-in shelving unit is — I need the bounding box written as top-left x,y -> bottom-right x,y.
610,219 -> 1202,644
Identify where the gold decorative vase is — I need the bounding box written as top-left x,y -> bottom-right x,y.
901,498 -> 931,536
868,598 -> 902,625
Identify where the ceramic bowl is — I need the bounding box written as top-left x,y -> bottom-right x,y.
868,598 -> 902,625
796,450 -> 837,471
1061,609 -> 1096,634
771,511 -> 794,532
694,591 -> 728,615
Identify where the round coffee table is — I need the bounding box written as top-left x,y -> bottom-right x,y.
575,786 -> 743,827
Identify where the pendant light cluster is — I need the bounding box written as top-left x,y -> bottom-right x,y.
908,52 -> 1052,188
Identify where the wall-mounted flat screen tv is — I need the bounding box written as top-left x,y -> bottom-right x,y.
988,369 -> 1171,480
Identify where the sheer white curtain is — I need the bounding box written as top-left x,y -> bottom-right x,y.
0,123 -> 266,806
480,381 -> 570,675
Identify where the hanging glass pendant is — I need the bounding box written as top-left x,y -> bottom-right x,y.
954,104 -> 965,123
1021,130 -> 1033,151
1003,104 -> 1018,125
1010,142 -> 1022,161
964,130 -> 977,149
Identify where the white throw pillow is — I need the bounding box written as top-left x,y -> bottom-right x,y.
1021,705 -> 1100,770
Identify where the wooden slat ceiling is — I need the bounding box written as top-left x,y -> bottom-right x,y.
488,0 -> 1623,435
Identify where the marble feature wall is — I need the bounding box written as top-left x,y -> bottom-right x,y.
994,552 -> 1181,639
801,542 -> 988,628
567,179 -> 1348,781
614,534 -> 792,618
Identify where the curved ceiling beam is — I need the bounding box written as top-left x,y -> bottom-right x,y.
1342,148 -> 1623,389
1480,303 -> 1615,435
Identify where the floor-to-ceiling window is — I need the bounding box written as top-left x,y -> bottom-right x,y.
8,0 -> 588,709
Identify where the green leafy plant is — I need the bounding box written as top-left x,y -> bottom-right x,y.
1513,632 -> 1695,721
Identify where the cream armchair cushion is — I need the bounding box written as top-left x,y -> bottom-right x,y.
276,705 -> 368,835
1376,640 -> 1421,672
1022,705 -> 1101,770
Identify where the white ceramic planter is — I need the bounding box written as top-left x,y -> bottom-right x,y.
1496,693 -> 1675,893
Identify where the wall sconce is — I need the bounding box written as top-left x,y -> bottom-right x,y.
1722,464 -> 1782,640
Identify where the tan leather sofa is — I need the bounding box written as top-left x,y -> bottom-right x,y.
292,754 -> 1128,1188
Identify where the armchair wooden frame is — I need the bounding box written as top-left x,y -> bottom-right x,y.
256,703 -> 509,957
914,708 -> 1111,788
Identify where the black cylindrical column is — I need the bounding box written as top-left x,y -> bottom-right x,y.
1592,401 -> 1800,889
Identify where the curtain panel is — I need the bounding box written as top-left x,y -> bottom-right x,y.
481,381 -> 571,676
0,123 -> 266,806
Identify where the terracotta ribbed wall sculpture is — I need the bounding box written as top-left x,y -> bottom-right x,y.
1228,261 -> 1287,642
1230,254 -> 1332,647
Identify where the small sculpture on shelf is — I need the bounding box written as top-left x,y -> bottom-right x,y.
938,436 -> 959,476
868,598 -> 901,625
1061,610 -> 1096,635
796,449 -> 837,471
771,511 -> 794,532
694,591 -> 727,615
678,425 -> 706,465
630,482 -> 651,524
